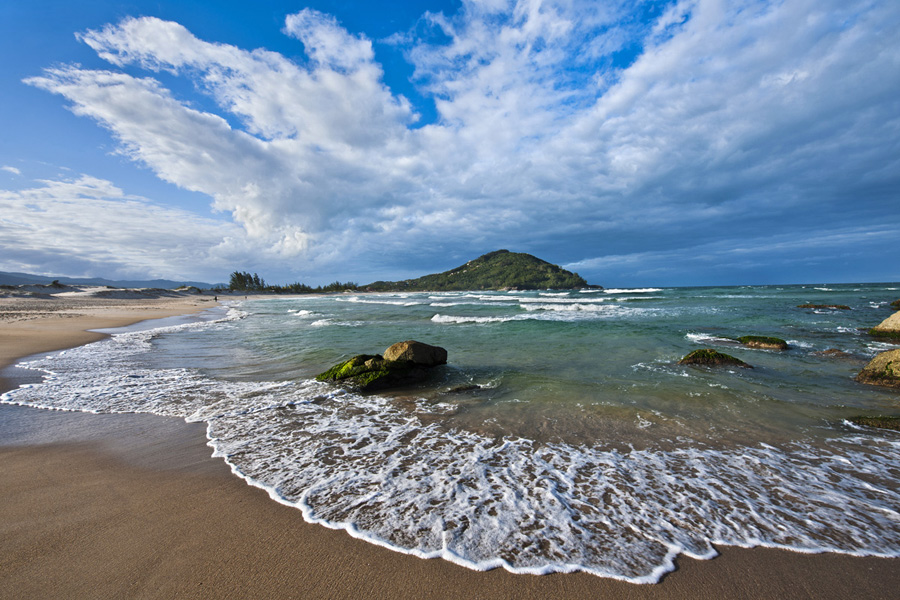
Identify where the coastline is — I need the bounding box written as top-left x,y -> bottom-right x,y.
1,299 -> 899,599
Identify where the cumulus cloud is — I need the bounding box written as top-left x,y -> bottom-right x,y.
0,174 -> 243,279
22,0 -> 900,284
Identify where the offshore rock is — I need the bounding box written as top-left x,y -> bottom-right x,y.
847,416 -> 900,431
679,349 -> 752,368
797,304 -> 851,310
316,341 -> 447,392
855,349 -> 900,389
736,335 -> 788,350
383,340 -> 448,366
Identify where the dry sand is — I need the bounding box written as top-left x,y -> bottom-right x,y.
1,297 -> 898,599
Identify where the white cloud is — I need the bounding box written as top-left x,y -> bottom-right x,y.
1,166 -> 21,175
0,174 -> 243,280
21,0 -> 900,285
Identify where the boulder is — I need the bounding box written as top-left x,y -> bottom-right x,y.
869,311 -> 900,341
736,335 -> 788,350
855,349 -> 900,388
679,349 -> 752,368
316,341 -> 448,392
383,340 -> 448,366
891,299 -> 900,311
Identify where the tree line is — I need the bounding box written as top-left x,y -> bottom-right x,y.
228,271 -> 358,294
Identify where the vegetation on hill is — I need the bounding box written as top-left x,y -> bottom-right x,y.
363,250 -> 592,292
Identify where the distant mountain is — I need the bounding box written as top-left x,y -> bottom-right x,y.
363,250 -> 598,292
0,271 -> 224,290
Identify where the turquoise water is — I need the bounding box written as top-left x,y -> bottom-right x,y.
3,284 -> 899,582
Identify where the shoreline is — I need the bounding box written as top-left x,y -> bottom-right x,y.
1,299 -> 899,598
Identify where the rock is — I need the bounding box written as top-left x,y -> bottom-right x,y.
383,340 -> 448,366
891,299 -> 900,311
679,349 -> 752,368
797,304 -> 851,310
869,311 -> 900,341
855,349 -> 900,388
316,341 -> 448,392
736,335 -> 788,350
847,416 -> 900,431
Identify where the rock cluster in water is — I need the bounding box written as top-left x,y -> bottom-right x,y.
316,340 -> 447,392
797,304 -> 851,310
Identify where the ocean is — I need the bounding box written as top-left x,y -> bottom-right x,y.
3,284 -> 899,583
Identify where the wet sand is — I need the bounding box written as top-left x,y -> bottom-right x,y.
1,299 -> 898,599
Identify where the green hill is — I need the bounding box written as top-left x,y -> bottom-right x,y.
363,250 -> 596,292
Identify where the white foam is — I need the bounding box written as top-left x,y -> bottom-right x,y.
431,314 -> 520,324
339,297 -> 422,307
685,332 -> 735,345
604,288 -> 663,294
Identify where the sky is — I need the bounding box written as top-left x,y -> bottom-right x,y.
0,0 -> 898,287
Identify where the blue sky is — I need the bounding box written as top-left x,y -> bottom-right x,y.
1,0 -> 898,287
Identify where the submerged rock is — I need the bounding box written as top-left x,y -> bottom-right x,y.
855,349 -> 900,389
815,348 -> 856,360
679,349 -> 752,368
869,311 -> 900,341
848,416 -> 900,431
797,304 -> 851,310
736,335 -> 788,350
316,341 -> 447,392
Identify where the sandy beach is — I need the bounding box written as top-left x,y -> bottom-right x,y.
1,297 -> 898,599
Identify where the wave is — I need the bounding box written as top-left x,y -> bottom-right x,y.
431,314 -> 520,324
4,303 -> 900,584
4,325 -> 900,583
685,332 -> 737,345
339,297 -> 422,307
604,288 -> 663,294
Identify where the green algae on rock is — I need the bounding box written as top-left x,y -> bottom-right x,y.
869,311 -> 900,341
736,335 -> 788,350
679,349 -> 752,368
855,349 -> 900,389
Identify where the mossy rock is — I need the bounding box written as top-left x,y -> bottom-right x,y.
316,354 -> 429,392
847,416 -> 900,431
797,304 -> 851,310
869,329 -> 900,341
679,349 -> 752,368
891,299 -> 900,311
855,349 -> 900,388
736,335 -> 788,350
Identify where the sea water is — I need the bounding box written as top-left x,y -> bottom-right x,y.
3,284 -> 900,582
